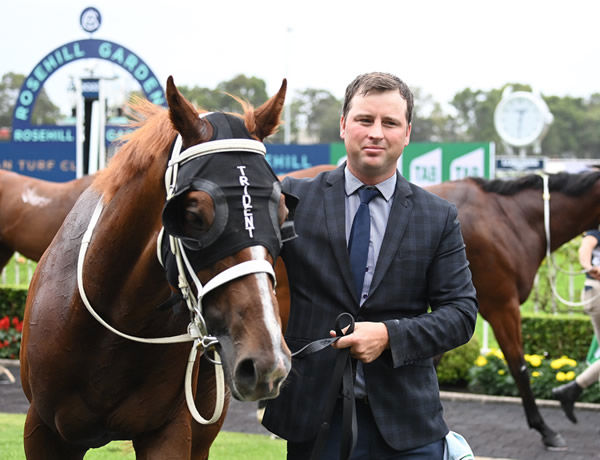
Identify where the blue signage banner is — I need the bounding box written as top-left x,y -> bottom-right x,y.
496,157 -> 545,171
11,125 -> 76,143
265,144 -> 331,175
105,124 -> 135,145
0,142 -> 77,181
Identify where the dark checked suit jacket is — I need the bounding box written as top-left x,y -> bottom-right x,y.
262,164 -> 478,452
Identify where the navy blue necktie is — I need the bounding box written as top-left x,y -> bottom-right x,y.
348,187 -> 379,297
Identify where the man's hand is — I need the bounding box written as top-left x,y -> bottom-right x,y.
331,321 -> 389,363
589,266 -> 600,280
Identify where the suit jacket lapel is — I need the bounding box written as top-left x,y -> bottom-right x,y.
369,172 -> 413,296
323,166 -> 361,306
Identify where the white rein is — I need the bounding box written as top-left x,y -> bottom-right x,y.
77,135 -> 274,425
540,173 -> 600,308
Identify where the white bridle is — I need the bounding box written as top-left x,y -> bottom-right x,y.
77,134 -> 276,424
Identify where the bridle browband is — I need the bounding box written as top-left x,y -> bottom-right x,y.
77,132 -> 277,425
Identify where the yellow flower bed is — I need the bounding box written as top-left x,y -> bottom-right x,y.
468,349 -> 600,402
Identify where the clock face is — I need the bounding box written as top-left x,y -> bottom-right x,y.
494,93 -> 548,147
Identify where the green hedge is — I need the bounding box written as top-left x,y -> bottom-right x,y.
0,286 -> 27,319
437,336 -> 481,385
522,313 -> 593,361
437,313 -> 594,385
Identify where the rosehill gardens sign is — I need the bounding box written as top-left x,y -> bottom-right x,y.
0,37 -> 166,181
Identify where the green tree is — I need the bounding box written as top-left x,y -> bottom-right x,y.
542,94 -> 600,158
177,85 -> 220,111
411,88 -> 461,143
579,93 -> 600,158
290,88 -> 342,144
0,72 -> 61,126
449,86 -> 511,145
216,74 -> 268,110
542,95 -> 582,157
179,74 -> 270,115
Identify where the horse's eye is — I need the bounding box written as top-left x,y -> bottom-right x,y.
181,193 -> 214,235
185,210 -> 204,227
183,208 -> 210,233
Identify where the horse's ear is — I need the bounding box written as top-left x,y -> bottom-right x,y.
166,76 -> 209,142
253,79 -> 287,141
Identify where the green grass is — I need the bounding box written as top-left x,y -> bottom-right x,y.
0,413 -> 25,460
0,413 -> 285,459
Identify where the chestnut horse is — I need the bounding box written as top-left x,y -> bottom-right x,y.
0,171 -> 94,271
20,77 -> 292,459
274,165 -> 600,450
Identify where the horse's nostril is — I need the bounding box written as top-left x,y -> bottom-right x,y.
234,358 -> 257,391
233,356 -> 290,399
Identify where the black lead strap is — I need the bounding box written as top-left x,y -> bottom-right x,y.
291,312 -> 357,460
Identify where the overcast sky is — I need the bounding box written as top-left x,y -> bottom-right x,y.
2,0 -> 599,115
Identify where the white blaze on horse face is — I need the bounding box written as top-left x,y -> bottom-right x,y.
22,187 -> 52,207
249,246 -> 288,365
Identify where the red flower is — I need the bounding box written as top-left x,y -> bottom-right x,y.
0,317 -> 9,331
2,340 -> 8,347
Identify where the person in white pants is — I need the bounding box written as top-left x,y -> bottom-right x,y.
552,228 -> 600,423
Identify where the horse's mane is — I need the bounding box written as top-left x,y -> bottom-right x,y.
470,171 -> 600,196
94,95 -> 260,201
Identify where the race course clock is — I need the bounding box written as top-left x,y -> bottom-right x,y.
494,88 -> 553,148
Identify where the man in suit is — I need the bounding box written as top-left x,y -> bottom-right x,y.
263,72 -> 478,459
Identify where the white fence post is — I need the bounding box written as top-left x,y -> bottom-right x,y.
481,320 -> 490,355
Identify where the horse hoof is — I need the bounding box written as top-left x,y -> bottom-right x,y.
543,432 -> 568,451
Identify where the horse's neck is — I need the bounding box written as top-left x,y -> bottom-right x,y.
91,167 -> 171,311
549,191 -> 599,250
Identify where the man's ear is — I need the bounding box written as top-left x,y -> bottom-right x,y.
339,116 -> 346,140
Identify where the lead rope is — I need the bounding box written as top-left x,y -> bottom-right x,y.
540,173 -> 600,307
290,313 -> 358,460
77,134 -> 275,425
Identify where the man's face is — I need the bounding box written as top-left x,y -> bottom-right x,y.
340,90 -> 411,183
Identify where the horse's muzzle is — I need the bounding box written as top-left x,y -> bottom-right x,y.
232,349 -> 291,401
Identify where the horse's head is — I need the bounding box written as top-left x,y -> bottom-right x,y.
160,77 -> 293,401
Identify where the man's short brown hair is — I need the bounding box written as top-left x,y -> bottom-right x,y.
342,72 -> 414,125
